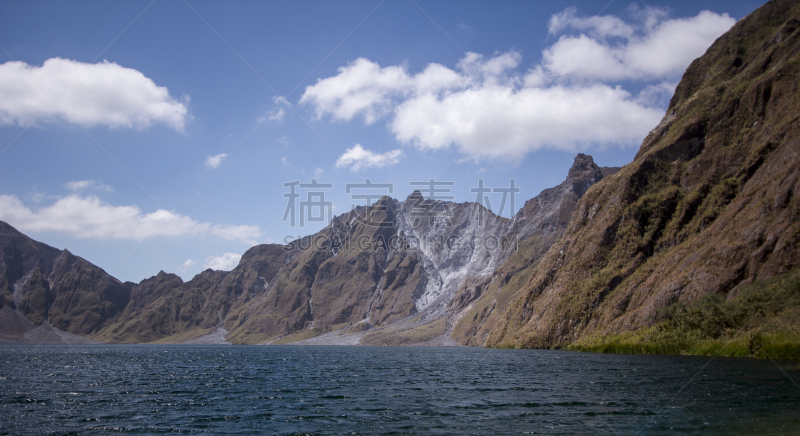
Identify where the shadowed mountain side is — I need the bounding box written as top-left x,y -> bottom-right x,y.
91,269 -> 228,343
0,221 -> 130,342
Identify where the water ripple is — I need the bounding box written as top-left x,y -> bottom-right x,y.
1,345 -> 798,435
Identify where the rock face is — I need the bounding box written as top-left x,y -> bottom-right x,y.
0,151 -> 611,344
217,153 -> 614,344
0,221 -> 130,342
449,154 -> 618,346
480,0 -> 800,348
89,152 -> 609,345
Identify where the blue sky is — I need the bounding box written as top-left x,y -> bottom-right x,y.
0,0 -> 766,283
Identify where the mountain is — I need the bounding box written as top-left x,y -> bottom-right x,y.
91,269 -> 229,343
467,0 -> 800,356
225,155 -> 615,344
0,152 -> 614,345
5,0 -> 797,354
0,221 -> 129,343
92,152 -> 612,345
449,155 -> 619,346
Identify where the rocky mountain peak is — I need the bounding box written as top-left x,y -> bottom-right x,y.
567,153 -> 604,198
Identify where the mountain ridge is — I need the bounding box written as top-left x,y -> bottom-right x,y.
477,0 -> 800,353
0,153 -> 615,344
3,0 -> 798,355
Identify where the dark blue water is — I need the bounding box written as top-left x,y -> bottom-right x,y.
1,345 -> 798,435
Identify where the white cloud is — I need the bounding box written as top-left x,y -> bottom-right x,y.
335,144 -> 403,172
267,107 -> 286,122
30,192 -> 48,203
0,194 -> 261,245
548,6 -> 637,39
543,8 -> 735,81
273,96 -> 290,107
636,81 -> 678,108
178,259 -> 196,272
258,95 -> 291,123
281,156 -> 290,167
391,82 -> 663,159
0,58 -> 188,130
306,52 -> 663,160
204,252 -> 241,271
314,166 -> 325,178
65,180 -> 113,193
301,8 -> 734,161
205,153 -> 228,169
300,58 -> 411,124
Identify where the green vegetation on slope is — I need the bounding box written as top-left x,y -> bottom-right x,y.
567,269 -> 800,359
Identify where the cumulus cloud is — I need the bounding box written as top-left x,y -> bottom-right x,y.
300,58 -> 412,124
543,7 -> 735,81
305,52 -> 663,159
204,253 -> 241,271
0,194 -> 261,245
0,58 -> 188,130
335,144 -> 403,171
392,83 -> 663,158
301,8 -> 734,160
205,153 -> 228,169
65,180 -> 113,193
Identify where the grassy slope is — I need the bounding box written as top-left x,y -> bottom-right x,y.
567,269 -> 800,359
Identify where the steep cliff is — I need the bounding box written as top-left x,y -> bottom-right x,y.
450,154 -> 618,346
481,0 -> 800,353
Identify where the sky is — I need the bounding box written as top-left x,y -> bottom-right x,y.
0,0 -> 767,283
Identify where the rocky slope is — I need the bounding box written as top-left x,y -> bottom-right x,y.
91,269 -> 230,343
217,153 -> 613,345
0,153 -> 612,344
0,221 -> 129,342
476,0 -> 800,350
449,156 -> 618,346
